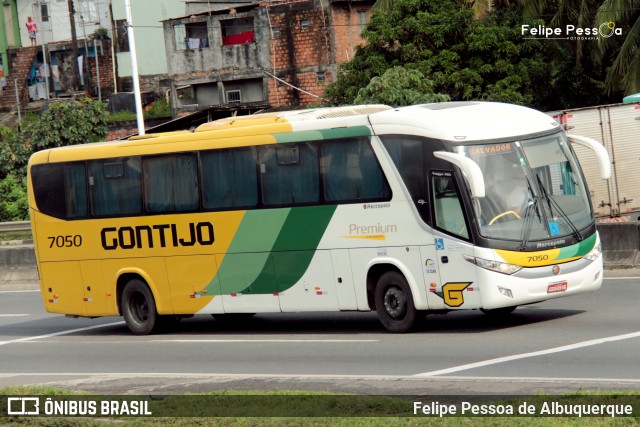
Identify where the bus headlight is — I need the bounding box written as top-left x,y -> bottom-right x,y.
583,243 -> 602,261
464,255 -> 522,275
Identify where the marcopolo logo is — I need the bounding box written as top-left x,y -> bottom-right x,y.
522,22 -> 622,40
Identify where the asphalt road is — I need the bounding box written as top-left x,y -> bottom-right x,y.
1,274 -> 639,396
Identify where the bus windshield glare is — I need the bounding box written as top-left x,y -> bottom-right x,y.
460,132 -> 593,241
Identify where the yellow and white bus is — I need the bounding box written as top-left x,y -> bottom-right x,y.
27,102 -> 610,334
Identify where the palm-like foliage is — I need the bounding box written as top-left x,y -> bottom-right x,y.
595,0 -> 640,95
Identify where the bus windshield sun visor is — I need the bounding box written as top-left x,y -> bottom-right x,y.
434,151 -> 485,198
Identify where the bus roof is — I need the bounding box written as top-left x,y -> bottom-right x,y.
28,102 -> 560,165
368,102 -> 560,141
194,104 -> 392,132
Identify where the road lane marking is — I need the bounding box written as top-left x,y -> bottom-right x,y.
0,314 -> 29,317
413,330 -> 640,377
152,339 -> 377,343
0,321 -> 125,347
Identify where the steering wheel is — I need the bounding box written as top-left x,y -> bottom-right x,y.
489,210 -> 521,225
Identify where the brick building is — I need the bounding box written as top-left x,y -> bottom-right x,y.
162,0 -> 373,114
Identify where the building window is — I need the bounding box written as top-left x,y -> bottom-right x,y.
79,0 -> 98,24
174,22 -> 209,50
40,4 -> 49,22
221,17 -> 255,46
226,90 -> 241,104
316,72 -> 325,83
272,27 -> 280,38
300,19 -> 310,30
115,19 -> 130,53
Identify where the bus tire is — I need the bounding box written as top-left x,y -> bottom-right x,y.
375,271 -> 416,333
122,279 -> 159,335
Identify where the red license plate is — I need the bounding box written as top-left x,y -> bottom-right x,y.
547,281 -> 568,294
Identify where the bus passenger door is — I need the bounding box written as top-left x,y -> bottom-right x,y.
430,171 -> 480,309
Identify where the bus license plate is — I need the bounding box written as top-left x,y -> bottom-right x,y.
547,281 -> 568,294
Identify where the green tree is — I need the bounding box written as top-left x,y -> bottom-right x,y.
26,98 -> 108,152
0,174 -> 28,222
0,98 -> 109,221
354,66 -> 450,106
326,0 -> 555,109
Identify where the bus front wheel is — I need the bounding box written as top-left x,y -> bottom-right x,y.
375,271 -> 416,333
122,279 -> 159,335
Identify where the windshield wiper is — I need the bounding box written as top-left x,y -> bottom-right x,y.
519,177 -> 541,250
536,174 -> 583,241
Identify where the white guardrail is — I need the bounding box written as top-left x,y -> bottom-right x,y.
0,221 -> 31,233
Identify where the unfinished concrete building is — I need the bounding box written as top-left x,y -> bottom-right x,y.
162,0 -> 373,114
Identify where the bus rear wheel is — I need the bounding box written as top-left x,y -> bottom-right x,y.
375,271 -> 416,333
122,279 -> 159,335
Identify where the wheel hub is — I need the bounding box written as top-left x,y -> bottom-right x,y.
384,285 -> 407,319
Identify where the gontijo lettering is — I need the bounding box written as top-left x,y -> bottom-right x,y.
101,222 -> 214,250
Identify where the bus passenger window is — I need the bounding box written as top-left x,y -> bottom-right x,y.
201,148 -> 258,209
380,135 -> 431,224
143,154 -> 199,213
260,143 -> 319,206
31,163 -> 87,219
321,138 -> 390,203
89,157 -> 142,217
432,173 -> 469,239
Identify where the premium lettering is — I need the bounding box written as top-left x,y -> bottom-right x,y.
101,222 -> 214,250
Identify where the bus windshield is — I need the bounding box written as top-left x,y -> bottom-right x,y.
460,132 -> 593,241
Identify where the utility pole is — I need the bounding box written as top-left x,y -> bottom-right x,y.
67,0 -> 81,91
125,0 -> 145,135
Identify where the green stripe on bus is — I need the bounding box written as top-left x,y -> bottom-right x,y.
238,205 -> 337,294
273,126 -> 371,143
208,206 -> 336,296
557,233 -> 596,260
209,209 -> 289,295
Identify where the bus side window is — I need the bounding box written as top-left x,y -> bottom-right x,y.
431,173 -> 469,239
259,143 -> 320,206
89,157 -> 142,217
321,138 -> 390,203
380,135 -> 431,225
201,148 -> 258,210
31,163 -> 87,220
143,153 -> 199,213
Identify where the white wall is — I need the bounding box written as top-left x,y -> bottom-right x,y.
17,0 -> 111,46
111,0 -> 184,77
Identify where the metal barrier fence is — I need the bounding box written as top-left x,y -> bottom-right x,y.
0,221 -> 31,233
